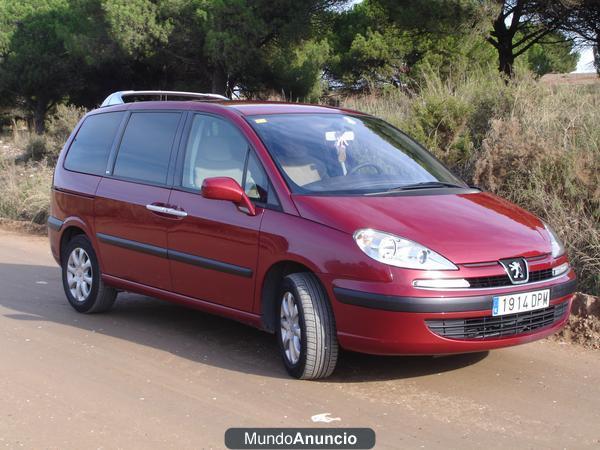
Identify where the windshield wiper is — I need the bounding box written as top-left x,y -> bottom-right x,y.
386,181 -> 466,192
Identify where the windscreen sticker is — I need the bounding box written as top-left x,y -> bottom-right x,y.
254,118 -> 268,124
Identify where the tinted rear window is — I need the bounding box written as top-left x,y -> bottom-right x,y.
64,112 -> 125,175
113,112 -> 181,184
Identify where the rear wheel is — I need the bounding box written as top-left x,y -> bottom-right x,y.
61,235 -> 117,313
277,273 -> 338,379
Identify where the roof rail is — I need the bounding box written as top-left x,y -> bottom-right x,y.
100,90 -> 229,107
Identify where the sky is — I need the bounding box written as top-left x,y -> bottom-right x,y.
574,47 -> 596,73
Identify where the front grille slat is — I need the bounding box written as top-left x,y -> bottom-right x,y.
426,301 -> 568,340
529,268 -> 554,282
466,268 -> 553,289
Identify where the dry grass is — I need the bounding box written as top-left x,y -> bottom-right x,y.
0,157 -> 53,224
0,104 -> 84,225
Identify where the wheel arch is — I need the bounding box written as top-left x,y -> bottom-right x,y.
59,222 -> 90,265
259,260 -> 326,333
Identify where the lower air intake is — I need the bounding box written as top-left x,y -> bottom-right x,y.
426,301 -> 569,340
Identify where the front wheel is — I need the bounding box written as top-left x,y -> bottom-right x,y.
277,273 -> 338,379
61,235 -> 117,313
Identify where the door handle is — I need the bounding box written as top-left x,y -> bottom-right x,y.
163,207 -> 188,217
146,204 -> 168,214
146,204 -> 188,218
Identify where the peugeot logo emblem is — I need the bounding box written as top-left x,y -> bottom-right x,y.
508,261 -> 523,278
499,257 -> 529,284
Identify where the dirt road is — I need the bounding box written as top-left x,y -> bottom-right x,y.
0,229 -> 598,449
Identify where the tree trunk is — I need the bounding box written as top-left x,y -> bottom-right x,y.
11,117 -> 19,142
211,66 -> 227,97
498,46 -> 515,79
227,77 -> 238,98
595,33 -> 600,76
491,6 -> 516,80
32,99 -> 47,135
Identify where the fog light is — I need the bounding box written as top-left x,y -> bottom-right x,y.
413,278 -> 470,289
552,262 -> 569,277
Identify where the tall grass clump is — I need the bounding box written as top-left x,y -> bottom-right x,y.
341,69 -> 600,296
473,80 -> 599,295
0,157 -> 53,224
0,104 -> 84,224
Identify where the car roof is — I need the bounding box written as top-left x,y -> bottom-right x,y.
94,100 -> 365,117
218,101 -> 365,116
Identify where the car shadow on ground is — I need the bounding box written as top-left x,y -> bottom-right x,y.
1,263 -> 488,382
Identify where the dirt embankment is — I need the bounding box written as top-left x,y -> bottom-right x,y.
553,293 -> 600,350
0,218 -> 47,235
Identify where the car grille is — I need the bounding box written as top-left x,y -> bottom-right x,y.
426,301 -> 569,340
466,268 -> 554,289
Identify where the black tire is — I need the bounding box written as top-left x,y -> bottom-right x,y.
277,273 -> 338,379
61,235 -> 117,313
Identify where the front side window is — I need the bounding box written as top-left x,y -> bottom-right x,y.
244,152 -> 269,203
181,114 -> 274,205
113,112 -> 181,184
64,111 -> 125,175
182,115 -> 248,189
248,113 -> 467,195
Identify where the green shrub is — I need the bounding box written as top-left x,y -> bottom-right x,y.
23,135 -> 50,162
409,91 -> 474,174
15,104 -> 87,163
46,104 -> 87,144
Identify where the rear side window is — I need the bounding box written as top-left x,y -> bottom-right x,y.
113,112 -> 181,184
64,112 -> 124,175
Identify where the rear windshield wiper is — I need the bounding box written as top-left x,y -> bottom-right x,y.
387,181 -> 466,192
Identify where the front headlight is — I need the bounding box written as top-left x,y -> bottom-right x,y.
353,228 -> 458,270
543,222 -> 565,258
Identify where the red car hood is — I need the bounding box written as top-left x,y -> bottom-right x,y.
292,192 -> 551,264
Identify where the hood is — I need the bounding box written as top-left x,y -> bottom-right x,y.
292,192 -> 551,264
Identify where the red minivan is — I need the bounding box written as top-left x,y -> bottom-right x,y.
48,90 -> 576,379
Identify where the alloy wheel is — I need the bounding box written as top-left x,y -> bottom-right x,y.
66,247 -> 93,302
280,291 -> 302,365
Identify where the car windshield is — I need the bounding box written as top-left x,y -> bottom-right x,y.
248,113 -> 467,195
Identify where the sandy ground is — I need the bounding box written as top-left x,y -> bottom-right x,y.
0,229 -> 599,449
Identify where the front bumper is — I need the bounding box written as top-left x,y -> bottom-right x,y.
333,278 -> 576,313
326,271 -> 576,355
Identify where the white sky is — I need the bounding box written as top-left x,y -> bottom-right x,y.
574,47 -> 595,73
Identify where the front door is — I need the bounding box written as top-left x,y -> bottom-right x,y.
167,114 -> 273,311
94,111 -> 183,290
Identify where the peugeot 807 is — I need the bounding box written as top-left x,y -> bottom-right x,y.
47,90 -> 576,379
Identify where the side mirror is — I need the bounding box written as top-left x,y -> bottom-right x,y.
201,177 -> 256,216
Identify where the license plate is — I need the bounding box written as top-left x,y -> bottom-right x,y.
492,289 -> 550,316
